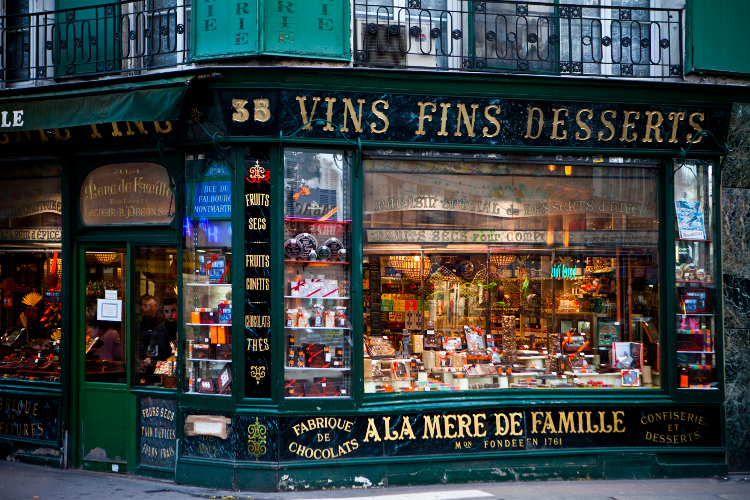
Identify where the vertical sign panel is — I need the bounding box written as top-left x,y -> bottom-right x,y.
193,0 -> 259,59
139,397 -> 177,469
263,0 -> 348,58
245,159 -> 272,398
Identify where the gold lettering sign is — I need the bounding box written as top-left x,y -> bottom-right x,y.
79,163 -> 174,226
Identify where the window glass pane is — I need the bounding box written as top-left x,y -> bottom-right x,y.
364,152 -> 661,392
85,249 -> 126,383
284,149 -> 352,399
182,152 -> 233,396
0,163 -> 62,383
134,247 -> 178,388
674,160 -> 717,389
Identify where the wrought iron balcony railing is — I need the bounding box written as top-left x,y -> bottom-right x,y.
354,0 -> 683,78
1,0 -> 190,84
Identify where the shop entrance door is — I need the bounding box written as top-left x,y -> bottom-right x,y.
76,244 -> 179,472
78,247 -> 131,472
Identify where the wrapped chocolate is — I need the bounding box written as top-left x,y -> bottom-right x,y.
312,303 -> 324,327
286,308 -> 298,328
297,307 -> 310,328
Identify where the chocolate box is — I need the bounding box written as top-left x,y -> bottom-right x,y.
192,343 -> 213,359
305,343 -> 331,368
215,344 -> 232,360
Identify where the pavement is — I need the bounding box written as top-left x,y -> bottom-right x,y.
1,461 -> 750,500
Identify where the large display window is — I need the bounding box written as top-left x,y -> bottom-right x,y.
0,163 -> 63,383
363,152 -> 662,391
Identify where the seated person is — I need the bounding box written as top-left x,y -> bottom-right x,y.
88,321 -> 122,361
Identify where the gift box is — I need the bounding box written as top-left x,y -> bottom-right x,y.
323,310 -> 335,328
412,334 -> 424,353
381,300 -> 393,312
297,308 -> 310,328
198,308 -> 216,324
393,300 -> 406,312
322,280 -> 339,298
285,379 -> 305,397
305,343 -> 331,368
215,344 -> 232,360
688,367 -> 712,386
405,300 -> 418,311
305,279 -> 324,298
621,369 -> 641,387
290,281 -> 306,297
304,382 -> 325,397
286,309 -> 298,328
192,344 -> 212,359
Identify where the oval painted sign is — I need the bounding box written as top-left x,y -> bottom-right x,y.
80,163 -> 174,225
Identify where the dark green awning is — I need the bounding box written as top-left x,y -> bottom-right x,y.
0,76 -> 190,132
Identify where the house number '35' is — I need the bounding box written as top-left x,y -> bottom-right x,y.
232,99 -> 271,123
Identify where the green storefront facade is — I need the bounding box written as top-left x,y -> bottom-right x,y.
0,67 -> 743,490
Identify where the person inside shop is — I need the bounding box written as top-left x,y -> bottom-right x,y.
151,297 -> 177,361
87,321 -> 122,361
138,294 -> 161,361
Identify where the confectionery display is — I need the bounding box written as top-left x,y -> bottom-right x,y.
674,162 -> 717,389
0,253 -> 63,382
283,150 -> 352,398
363,252 -> 662,392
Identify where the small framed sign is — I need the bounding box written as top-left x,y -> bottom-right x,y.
97,298 -> 122,322
198,378 -> 215,393
217,364 -> 232,394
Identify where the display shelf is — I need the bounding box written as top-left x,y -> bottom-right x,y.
187,358 -> 232,363
286,217 -> 351,225
285,326 -> 349,330
185,282 -> 232,287
676,281 -> 715,285
186,322 -> 232,327
677,350 -> 715,354
286,367 -> 349,372
284,260 -> 349,265
284,296 -> 350,300
676,313 -> 714,317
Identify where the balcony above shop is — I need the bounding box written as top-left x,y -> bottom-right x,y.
354,0 -> 684,79
0,0 -> 190,85
0,1 -> 689,86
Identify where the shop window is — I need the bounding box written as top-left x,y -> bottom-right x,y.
182,153 -> 233,396
283,149 -> 353,399
134,247 -> 178,388
363,152 -> 662,392
0,162 -> 62,383
674,160 -> 717,389
84,249 -> 126,383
